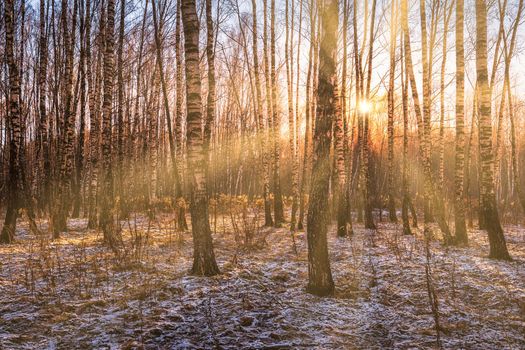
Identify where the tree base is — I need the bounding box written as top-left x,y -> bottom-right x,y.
389,214 -> 398,223
191,260 -> 220,276
488,252 -> 512,261
306,282 -> 334,297
0,228 -> 15,244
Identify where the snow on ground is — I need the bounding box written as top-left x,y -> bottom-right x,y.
0,213 -> 524,349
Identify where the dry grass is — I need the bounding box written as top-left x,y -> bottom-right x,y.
0,210 -> 524,349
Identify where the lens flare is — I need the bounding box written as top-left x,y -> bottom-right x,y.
358,100 -> 372,113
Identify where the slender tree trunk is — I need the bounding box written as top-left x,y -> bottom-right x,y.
507,78 -> 525,214
294,0 -> 304,228
204,0 -> 215,157
306,0 -> 337,297
419,0 -> 433,224
333,11 -> 347,237
363,0 -> 377,230
331,0 -> 345,230
502,0 -> 525,215
251,0 -> 272,230
52,0 -> 78,237
334,80 -> 347,237
37,0 -> 51,214
387,0 -> 398,223
298,0 -> 316,231
454,0 -> 468,244
439,2 -> 453,191
270,0 -> 285,226
353,0 -> 364,225
400,35 -> 412,236
73,0 -> 87,218
152,0 -> 179,212
465,91 -> 477,229
116,0 -> 126,216
341,0 -> 354,235
99,0 -> 118,246
181,0 -> 220,276
262,0 -> 274,226
87,0 -> 100,229
1,0 -> 23,244
174,0 -> 188,231
492,0 -> 507,193
285,0 -> 299,232
475,0 -> 511,260
146,63 -> 160,206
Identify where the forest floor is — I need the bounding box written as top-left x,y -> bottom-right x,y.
0,210 -> 524,349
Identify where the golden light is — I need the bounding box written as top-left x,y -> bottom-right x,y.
299,120 -> 306,135
358,100 -> 372,114
280,122 -> 289,138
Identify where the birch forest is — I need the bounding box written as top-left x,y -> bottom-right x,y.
0,0 -> 524,348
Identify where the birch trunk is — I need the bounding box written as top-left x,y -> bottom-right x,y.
454,0 -> 468,244
181,0 -> 220,275
307,0 -> 337,297
475,0 -> 510,260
